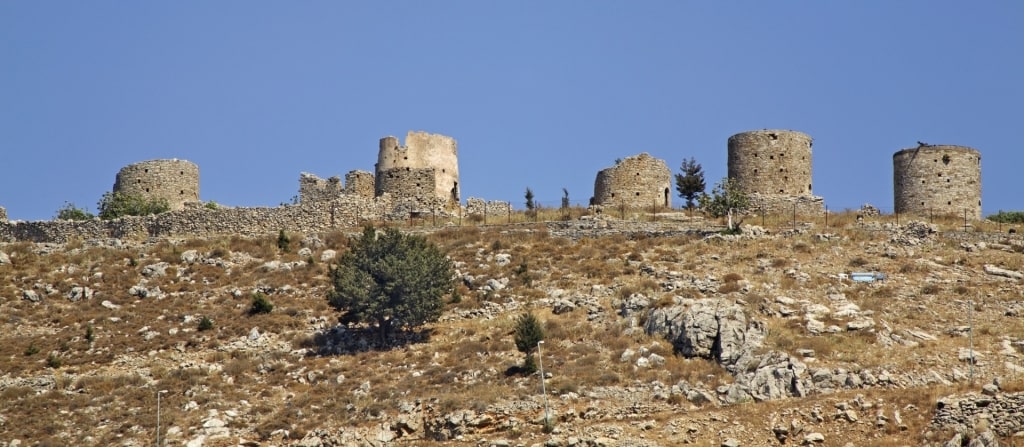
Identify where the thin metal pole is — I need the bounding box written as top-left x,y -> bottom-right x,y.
537,340 -> 550,425
156,390 -> 167,447
969,297 -> 975,384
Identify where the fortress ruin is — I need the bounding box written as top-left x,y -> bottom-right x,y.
592,153 -> 671,209
893,145 -> 982,220
376,131 -> 460,207
112,159 -> 200,211
0,128 -> 996,244
727,130 -> 823,215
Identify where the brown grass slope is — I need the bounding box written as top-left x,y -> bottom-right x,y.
1,212 -> 1023,446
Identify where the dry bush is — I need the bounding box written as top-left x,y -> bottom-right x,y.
722,272 -> 744,283
921,284 -> 941,295
661,355 -> 730,388
849,257 -> 869,268
718,282 -> 742,294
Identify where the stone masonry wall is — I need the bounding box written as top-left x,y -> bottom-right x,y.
893,145 -> 982,220
0,194 -> 396,244
344,170 -> 375,199
930,392 -> 1024,437
728,130 -> 813,196
0,206 -> 6,222
113,159 -> 200,210
465,197 -> 512,219
299,173 -> 343,204
592,153 -> 672,208
376,168 -> 438,207
746,193 -> 825,217
300,171 -> 376,204
376,131 -> 459,205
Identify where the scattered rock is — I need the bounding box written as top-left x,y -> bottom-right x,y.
67,286 -> 94,302
802,432 -> 825,444
984,264 -> 1023,280
141,262 -> 170,277
181,250 -> 201,264
22,290 -> 41,303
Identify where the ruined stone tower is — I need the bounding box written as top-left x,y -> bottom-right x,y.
375,131 -> 460,206
728,130 -> 813,195
893,145 -> 981,220
592,153 -> 672,208
112,159 -> 199,211
727,130 -> 823,214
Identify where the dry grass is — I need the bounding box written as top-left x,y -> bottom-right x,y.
2,219 -> 1022,445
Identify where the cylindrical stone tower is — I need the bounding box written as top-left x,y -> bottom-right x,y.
375,131 -> 460,204
592,153 -> 672,208
727,130 -> 813,195
113,159 -> 200,211
893,145 -> 981,220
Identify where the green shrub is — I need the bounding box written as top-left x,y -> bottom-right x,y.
55,202 -> 95,221
85,324 -> 95,343
699,177 -> 749,219
988,210 -> 1024,224
46,353 -> 62,368
198,316 -> 214,331
204,201 -> 219,210
24,344 -> 39,356
277,230 -> 291,253
250,292 -> 273,315
97,192 -> 170,219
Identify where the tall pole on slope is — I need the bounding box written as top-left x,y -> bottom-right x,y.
156,389 -> 168,447
537,340 -> 550,426
969,295 -> 975,385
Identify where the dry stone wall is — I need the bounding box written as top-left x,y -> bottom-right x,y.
0,195 -> 394,244
344,170 -> 375,199
592,153 -> 672,209
376,131 -> 459,205
113,159 -> 200,210
747,193 -> 825,217
299,171 -> 377,204
298,173 -> 343,204
893,145 -> 982,220
465,198 -> 511,219
376,168 -> 439,207
931,392 -> 1024,437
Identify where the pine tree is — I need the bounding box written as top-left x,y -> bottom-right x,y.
513,312 -> 545,374
675,157 -> 706,210
328,226 -> 454,344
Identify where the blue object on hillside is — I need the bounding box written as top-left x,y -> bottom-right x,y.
851,272 -> 886,282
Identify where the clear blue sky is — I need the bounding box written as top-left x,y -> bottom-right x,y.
2,2 -> 1022,221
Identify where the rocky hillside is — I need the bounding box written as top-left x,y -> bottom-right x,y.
2,214 -> 1023,447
